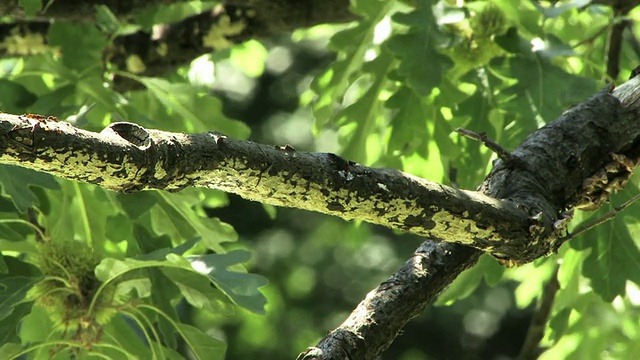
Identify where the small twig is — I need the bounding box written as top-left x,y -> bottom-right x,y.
562,193 -> 640,242
455,127 -> 514,163
517,266 -> 560,360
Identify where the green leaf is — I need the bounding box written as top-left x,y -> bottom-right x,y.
185,250 -> 268,314
572,190 -> 640,301
387,1 -> 453,95
0,302 -> 32,345
127,76 -> 250,137
335,51 -> 395,163
0,219 -> 41,247
148,271 -> 181,349
116,192 -> 159,220
160,264 -> 235,315
47,22 -> 108,71
133,1 -> 218,30
46,182 -> 120,251
76,76 -> 128,121
548,307 -> 571,343
114,277 -> 153,300
135,234 -> 200,261
230,40 -> 268,77
95,5 -> 122,34
26,84 -> 76,115
310,1 -> 392,128
175,323 -> 226,360
495,38 -> 597,128
0,79 -> 37,112
0,276 -> 40,321
532,0 -> 591,18
435,254 -> 504,305
0,343 -> 24,359
450,72 -> 507,187
95,257 -> 169,283
95,256 -> 235,315
0,165 -> 59,213
17,304 -> 56,347
18,0 -> 41,16
102,315 -> 152,359
386,86 -> 430,157
153,190 -> 238,253
554,244 -> 588,310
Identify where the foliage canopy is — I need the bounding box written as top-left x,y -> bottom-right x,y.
1,0 -> 640,359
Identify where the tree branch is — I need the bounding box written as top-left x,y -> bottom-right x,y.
297,240 -> 482,360
0,114 -> 531,260
2,78 -> 640,267
293,77 -> 640,359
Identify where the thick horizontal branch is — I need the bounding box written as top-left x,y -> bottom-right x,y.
2,79 -> 640,268
0,114 -> 531,259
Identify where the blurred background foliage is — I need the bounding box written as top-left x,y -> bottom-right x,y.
2,0 -> 640,359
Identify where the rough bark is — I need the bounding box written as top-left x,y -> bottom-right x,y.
0,114 -> 531,259
295,78 -> 640,359
1,78 -> 640,360
4,79 -> 640,266
297,241 -> 481,360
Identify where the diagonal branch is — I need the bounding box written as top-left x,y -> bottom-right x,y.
297,240 -> 482,360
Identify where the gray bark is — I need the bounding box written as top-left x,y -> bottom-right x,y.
296,78 -> 640,359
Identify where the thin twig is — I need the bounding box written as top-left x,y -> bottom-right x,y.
455,127 -> 514,163
563,193 -> 640,242
516,266 -> 560,360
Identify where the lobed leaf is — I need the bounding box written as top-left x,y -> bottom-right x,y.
186,250 -> 268,314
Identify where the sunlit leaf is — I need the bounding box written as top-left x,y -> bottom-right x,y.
186,250 -> 268,314
335,51 -> 395,163
153,190 -> 238,253
47,22 -> 107,71
435,254 -> 504,305
387,1 -> 453,95
310,0 -> 392,128
161,264 -> 235,315
572,190 -> 640,301
128,76 -> 250,137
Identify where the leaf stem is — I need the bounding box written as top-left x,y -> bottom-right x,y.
455,127 -> 515,163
